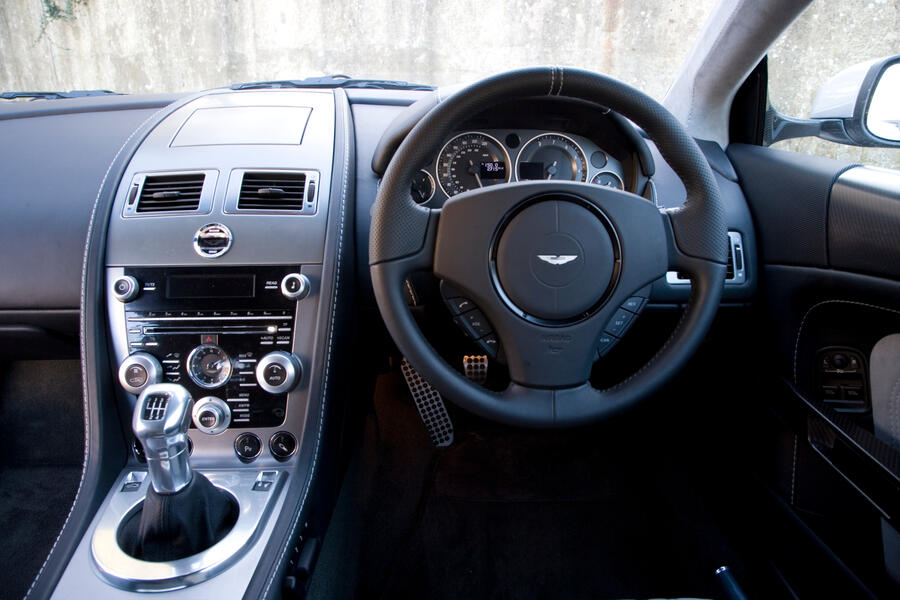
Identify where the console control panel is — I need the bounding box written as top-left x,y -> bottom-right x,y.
816,347 -> 869,413
113,266 -> 305,429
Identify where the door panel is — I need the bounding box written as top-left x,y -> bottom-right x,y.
729,142 -> 900,597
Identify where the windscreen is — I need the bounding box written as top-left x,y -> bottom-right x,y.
0,1 -> 717,101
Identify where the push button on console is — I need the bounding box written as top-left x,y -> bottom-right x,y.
280,273 -> 310,300
124,364 -> 149,388
263,363 -> 287,387
197,409 -> 219,429
270,431 -> 297,461
112,276 -> 140,303
235,433 -> 262,462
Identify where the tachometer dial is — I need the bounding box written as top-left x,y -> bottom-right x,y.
436,132 -> 510,197
187,344 -> 232,389
516,133 -> 588,182
590,171 -> 624,190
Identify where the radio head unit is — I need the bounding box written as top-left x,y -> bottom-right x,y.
111,266 -> 306,431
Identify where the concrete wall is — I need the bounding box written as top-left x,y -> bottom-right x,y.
1,0 -> 897,168
0,0 -> 715,99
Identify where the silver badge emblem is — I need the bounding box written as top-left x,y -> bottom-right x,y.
537,254 -> 578,266
193,223 -> 233,258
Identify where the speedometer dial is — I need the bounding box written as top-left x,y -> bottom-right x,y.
516,133 -> 588,182
436,132 -> 510,197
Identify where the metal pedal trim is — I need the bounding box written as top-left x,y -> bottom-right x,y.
400,358 -> 454,447
463,354 -> 488,385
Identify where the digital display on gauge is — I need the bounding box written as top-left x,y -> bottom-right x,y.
479,161 -> 507,179
518,162 -> 544,180
166,274 -> 256,299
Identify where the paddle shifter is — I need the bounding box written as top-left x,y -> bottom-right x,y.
120,384 -> 237,561
133,383 -> 193,494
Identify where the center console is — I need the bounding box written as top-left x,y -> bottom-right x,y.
112,265 -> 307,454
50,87 -> 354,597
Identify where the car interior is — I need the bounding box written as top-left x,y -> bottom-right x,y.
1,0 -> 899,598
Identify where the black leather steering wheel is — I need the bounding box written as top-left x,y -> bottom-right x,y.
370,67 -> 727,427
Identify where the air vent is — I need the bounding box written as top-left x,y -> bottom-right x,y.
136,173 -> 205,212
238,172 -> 306,210
666,231 -> 746,286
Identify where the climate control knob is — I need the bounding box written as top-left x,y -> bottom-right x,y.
191,396 -> 231,435
118,352 -> 162,395
256,351 -> 302,394
112,275 -> 140,303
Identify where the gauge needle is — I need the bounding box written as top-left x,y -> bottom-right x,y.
547,160 -> 558,179
469,160 -> 483,187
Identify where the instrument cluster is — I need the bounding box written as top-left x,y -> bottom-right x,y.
410,129 -> 630,206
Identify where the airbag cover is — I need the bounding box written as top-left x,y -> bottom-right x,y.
495,199 -> 615,321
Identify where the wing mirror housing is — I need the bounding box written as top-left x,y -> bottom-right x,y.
767,55 -> 900,148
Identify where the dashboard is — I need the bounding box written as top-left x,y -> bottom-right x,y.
0,84 -> 758,599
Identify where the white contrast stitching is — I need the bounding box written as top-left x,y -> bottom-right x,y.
25,105 -> 168,600
889,375 -> 900,450
404,279 -> 418,306
792,300 -> 900,385
260,93 -> 350,598
549,67 -> 556,96
557,66 -> 565,96
790,433 -> 798,506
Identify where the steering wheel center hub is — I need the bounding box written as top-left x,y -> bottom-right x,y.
494,197 -> 618,322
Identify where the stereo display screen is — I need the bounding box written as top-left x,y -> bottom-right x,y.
166,274 -> 256,299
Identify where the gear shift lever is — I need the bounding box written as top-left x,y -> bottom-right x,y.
133,383 -> 194,494
121,383 -> 237,561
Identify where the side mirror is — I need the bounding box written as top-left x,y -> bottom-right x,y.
767,55 -> 900,148
865,62 -> 900,143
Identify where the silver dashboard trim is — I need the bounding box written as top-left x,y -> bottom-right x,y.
90,469 -> 286,592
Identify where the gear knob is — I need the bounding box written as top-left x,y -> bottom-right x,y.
133,383 -> 194,494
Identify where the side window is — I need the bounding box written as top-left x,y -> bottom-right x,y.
766,0 -> 900,170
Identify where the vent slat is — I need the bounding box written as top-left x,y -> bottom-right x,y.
238,172 -> 306,211
137,173 -> 205,213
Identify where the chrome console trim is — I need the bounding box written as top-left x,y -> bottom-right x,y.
91,468 -> 286,592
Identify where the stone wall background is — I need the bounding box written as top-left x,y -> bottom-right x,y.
1,0 -> 897,168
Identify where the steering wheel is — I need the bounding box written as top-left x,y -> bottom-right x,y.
370,67 -> 727,427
